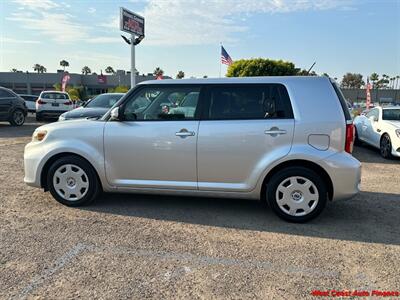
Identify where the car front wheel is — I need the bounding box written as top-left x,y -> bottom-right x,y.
47,155 -> 100,206
266,167 -> 328,223
9,109 -> 25,126
380,134 -> 392,159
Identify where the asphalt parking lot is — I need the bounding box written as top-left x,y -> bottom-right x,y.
1,116 -> 399,299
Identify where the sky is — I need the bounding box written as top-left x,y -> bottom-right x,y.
0,0 -> 399,80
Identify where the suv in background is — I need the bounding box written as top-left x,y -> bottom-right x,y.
36,91 -> 72,121
19,94 -> 38,112
24,77 -> 361,222
0,87 -> 28,126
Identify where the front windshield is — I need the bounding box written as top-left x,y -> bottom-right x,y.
87,94 -> 123,108
382,109 -> 400,121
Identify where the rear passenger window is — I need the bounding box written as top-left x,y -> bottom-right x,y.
207,84 -> 293,120
0,89 -> 13,98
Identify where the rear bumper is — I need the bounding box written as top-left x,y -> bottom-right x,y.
36,110 -> 68,118
320,152 -> 361,201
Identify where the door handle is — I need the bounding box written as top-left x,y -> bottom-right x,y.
264,128 -> 287,136
175,129 -> 195,138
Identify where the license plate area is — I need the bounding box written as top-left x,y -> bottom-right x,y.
52,103 -> 59,107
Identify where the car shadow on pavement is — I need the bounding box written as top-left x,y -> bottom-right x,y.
83,190 -> 400,246
353,145 -> 400,164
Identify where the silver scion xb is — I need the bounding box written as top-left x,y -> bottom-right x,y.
24,77 -> 361,222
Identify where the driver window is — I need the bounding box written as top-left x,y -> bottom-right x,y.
366,109 -> 378,121
123,86 -> 201,121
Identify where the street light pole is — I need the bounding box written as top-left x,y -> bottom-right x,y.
130,34 -> 136,88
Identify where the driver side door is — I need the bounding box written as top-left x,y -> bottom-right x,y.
103,85 -> 202,190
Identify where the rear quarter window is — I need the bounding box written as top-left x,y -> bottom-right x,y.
206,84 -> 293,120
331,82 -> 352,121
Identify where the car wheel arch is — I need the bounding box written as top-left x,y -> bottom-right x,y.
40,152 -> 103,192
260,159 -> 333,202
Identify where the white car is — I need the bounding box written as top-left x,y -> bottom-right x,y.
36,91 -> 73,121
354,106 -> 400,158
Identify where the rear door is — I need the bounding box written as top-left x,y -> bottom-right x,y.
197,84 -> 295,192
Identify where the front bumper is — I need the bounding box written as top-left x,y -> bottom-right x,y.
36,110 -> 68,118
24,141 -> 46,188
320,152 -> 361,201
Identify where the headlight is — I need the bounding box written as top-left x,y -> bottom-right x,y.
32,130 -> 47,142
396,129 -> 400,138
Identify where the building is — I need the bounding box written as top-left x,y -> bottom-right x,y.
0,70 -> 170,96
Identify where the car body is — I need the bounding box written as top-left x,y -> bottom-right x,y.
59,93 -> 124,121
354,106 -> 400,158
19,94 -> 38,112
35,91 -> 72,121
24,77 -> 361,222
0,87 -> 28,126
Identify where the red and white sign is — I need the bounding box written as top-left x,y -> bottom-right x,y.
366,78 -> 372,110
61,73 -> 70,92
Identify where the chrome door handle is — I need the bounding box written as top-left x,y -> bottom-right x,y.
264,128 -> 287,136
175,129 -> 195,138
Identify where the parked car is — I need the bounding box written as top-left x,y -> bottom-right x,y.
354,106 -> 400,159
58,93 -> 124,121
35,91 -> 72,121
19,94 -> 38,112
24,77 -> 361,222
0,87 -> 28,126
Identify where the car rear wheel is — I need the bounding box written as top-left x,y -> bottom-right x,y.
266,167 -> 327,223
9,109 -> 25,126
47,155 -> 100,206
380,134 -> 392,159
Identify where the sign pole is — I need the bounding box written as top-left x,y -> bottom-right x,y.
131,34 -> 136,88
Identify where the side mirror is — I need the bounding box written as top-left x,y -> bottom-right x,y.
110,107 -> 120,121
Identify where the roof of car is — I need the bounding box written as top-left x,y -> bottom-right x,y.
40,91 -> 68,94
137,76 -> 330,86
381,106 -> 400,110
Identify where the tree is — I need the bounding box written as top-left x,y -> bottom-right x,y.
60,60 -> 69,71
176,71 -> 185,79
11,68 -> 18,72
105,66 -> 115,74
39,65 -> 47,73
203,75 -> 208,78
370,73 -> 379,88
109,85 -> 129,93
33,64 -> 41,73
153,67 -> 164,77
226,58 -> 299,77
340,73 -> 365,89
81,66 -> 91,75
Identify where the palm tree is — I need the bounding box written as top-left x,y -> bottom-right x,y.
395,75 -> 400,89
370,73 -> 379,88
81,66 -> 91,75
176,71 -> 185,79
153,67 -> 164,77
39,65 -> 47,73
11,68 -> 18,72
105,66 -> 115,74
60,60 -> 69,71
33,64 -> 42,73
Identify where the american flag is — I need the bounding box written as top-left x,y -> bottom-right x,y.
221,45 -> 233,66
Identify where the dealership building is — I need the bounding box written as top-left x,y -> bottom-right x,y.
0,70 -> 169,96
0,71 -> 399,104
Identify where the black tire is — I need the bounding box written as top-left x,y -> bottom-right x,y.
380,134 -> 392,159
47,155 -> 100,206
9,109 -> 25,126
265,167 -> 328,223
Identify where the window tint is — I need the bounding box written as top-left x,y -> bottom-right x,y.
0,89 -> 14,98
41,92 -> 69,100
382,109 -> 400,121
123,86 -> 201,121
207,84 -> 293,120
87,94 -> 123,108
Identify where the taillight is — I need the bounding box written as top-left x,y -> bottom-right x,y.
37,99 -> 46,105
345,122 -> 355,154
64,101 -> 72,105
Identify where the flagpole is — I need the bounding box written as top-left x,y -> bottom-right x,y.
219,42 -> 222,78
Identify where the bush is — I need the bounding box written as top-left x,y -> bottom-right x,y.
226,58 -> 299,77
109,85 -> 129,93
